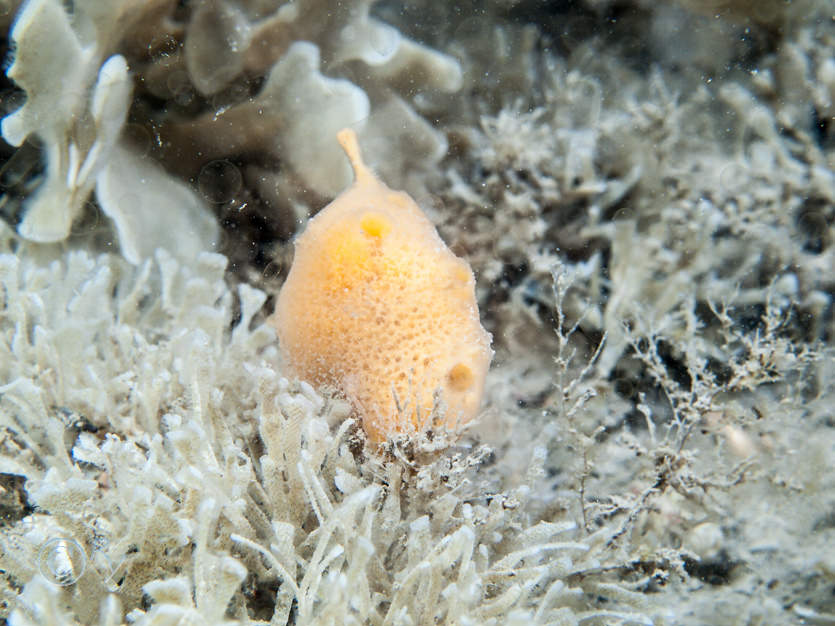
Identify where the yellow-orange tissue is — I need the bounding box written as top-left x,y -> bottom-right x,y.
272,129 -> 493,444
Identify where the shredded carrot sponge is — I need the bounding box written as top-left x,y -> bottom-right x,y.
272,129 -> 493,443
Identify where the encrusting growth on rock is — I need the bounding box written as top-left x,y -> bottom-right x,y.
272,128 -> 493,444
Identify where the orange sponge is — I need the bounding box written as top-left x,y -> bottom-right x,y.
272,129 -> 492,444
